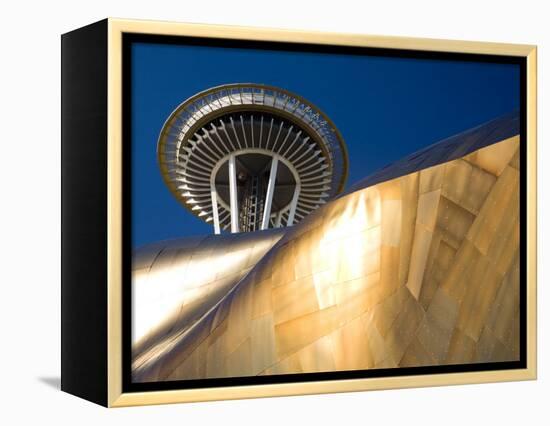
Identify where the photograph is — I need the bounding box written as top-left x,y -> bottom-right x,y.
127,35 -> 525,386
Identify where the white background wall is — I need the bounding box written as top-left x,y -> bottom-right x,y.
0,0 -> 547,424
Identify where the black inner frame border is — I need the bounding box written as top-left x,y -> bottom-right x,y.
122,32 -> 528,393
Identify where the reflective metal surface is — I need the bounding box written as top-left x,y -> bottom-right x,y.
132,228 -> 285,379
133,116 -> 521,383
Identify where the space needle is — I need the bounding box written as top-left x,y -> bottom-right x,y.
157,83 -> 348,234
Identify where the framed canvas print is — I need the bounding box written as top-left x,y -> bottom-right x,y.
61,18 -> 537,407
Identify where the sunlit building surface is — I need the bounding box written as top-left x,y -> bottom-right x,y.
133,110 -> 520,382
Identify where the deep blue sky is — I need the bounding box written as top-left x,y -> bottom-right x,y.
132,42 -> 519,248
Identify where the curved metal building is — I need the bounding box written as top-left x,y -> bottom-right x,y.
133,112 -> 521,382
158,84 -> 348,233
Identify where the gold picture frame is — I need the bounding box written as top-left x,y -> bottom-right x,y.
61,17 -> 537,407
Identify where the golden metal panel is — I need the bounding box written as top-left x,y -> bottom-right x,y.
337,226 -> 381,283
295,335 -> 337,373
441,160 -> 474,211
362,316 -> 391,366
274,305 -> 340,360
509,148 -> 520,170
463,166 -> 497,214
371,285 -> 411,338
416,289 -> 459,362
475,327 -> 514,363
465,135 -> 519,176
400,337 -> 436,367
226,338 -> 253,378
416,190 -> 440,231
445,329 -> 476,365
436,196 -> 475,250
271,241 -> 296,285
418,238 -> 455,309
223,280 -> 255,355
466,165 -> 518,255
312,268 -> 339,309
426,288 -> 459,332
485,261 -> 520,350
384,289 -> 425,364
333,272 -> 380,306
379,246 -> 401,296
251,278 -> 273,319
439,239 -> 478,301
331,317 -> 373,370
397,173 -> 419,286
250,314 -> 277,373
416,316 -> 453,364
272,275 -> 320,325
333,281 -> 383,323
458,263 -> 505,342
206,328 -> 228,378
260,346 -> 304,375
419,165 -> 444,194
381,199 -> 402,246
406,223 -> 434,299
442,159 -> 497,215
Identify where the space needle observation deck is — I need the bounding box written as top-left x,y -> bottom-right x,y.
157,83 -> 348,234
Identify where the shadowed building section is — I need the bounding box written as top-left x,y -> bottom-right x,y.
132,113 -> 520,382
